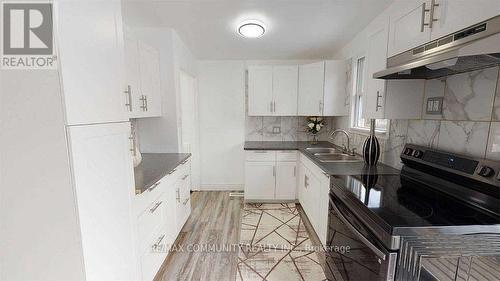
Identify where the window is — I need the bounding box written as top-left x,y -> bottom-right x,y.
351,56 -> 388,132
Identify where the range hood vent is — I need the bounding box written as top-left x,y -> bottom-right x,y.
374,16 -> 500,80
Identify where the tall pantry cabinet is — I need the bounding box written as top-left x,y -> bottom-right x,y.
0,1 -> 139,281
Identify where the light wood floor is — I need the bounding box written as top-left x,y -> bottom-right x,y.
154,191 -> 243,281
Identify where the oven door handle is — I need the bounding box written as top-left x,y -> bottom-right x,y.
330,197 -> 387,261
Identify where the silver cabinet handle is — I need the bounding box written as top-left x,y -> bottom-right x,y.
428,0 -> 439,29
420,2 -> 431,32
147,181 -> 160,192
273,101 -> 276,112
139,95 -> 147,111
304,175 -> 309,188
129,134 -> 136,156
152,234 -> 166,250
273,166 -> 276,177
149,201 -> 163,213
182,175 -> 189,180
124,85 -> 132,112
293,166 -> 296,177
375,91 -> 383,112
182,198 -> 190,205
144,95 -> 148,111
176,188 -> 180,202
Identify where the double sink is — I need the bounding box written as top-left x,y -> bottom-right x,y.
305,147 -> 363,163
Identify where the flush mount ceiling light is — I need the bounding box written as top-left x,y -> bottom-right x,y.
237,20 -> 266,38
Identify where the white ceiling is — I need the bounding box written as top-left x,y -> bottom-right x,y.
123,0 -> 392,60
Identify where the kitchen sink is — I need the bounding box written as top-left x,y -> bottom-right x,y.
314,153 -> 363,163
305,147 -> 341,154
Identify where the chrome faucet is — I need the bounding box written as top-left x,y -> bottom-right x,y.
329,129 -> 355,156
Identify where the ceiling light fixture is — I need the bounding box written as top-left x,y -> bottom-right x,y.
237,20 -> 266,38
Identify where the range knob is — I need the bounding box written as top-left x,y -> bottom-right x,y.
478,166 -> 495,177
404,148 -> 414,156
412,150 -> 424,158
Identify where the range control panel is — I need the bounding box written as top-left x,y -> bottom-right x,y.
401,144 -> 500,187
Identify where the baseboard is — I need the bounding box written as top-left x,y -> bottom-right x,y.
200,184 -> 244,191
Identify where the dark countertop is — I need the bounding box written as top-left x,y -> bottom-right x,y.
134,153 -> 191,195
244,141 -> 400,176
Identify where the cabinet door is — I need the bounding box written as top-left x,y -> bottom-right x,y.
67,122 -> 138,281
298,163 -> 307,206
248,66 -> 274,116
56,0 -> 128,125
245,162 -> 276,200
388,0 -> 431,57
298,62 -> 325,116
317,175 -> 330,247
275,162 -> 297,200
323,60 -> 348,116
273,65 -> 298,116
364,21 -> 389,119
123,30 -> 142,118
304,170 -> 320,230
138,42 -> 162,117
431,0 -> 500,40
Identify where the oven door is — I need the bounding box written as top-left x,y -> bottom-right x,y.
325,194 -> 398,281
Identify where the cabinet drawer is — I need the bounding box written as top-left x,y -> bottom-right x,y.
140,229 -> 168,281
137,197 -> 165,252
246,150 -> 276,162
277,150 -> 298,161
134,178 -> 169,217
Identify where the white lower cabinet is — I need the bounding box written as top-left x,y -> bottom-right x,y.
298,153 -> 330,247
134,158 -> 191,281
244,151 -> 297,201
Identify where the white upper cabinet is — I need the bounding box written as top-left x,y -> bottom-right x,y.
56,0 -> 128,125
430,0 -> 500,40
364,20 -> 390,119
298,62 -> 325,116
388,0 -> 431,57
323,60 -> 349,116
123,30 -> 162,118
273,65 -> 298,116
248,66 -> 274,116
138,41 -> 162,117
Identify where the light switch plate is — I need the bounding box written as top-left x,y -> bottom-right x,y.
272,126 -> 281,134
426,97 -> 443,115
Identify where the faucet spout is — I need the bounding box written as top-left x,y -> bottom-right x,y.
329,129 -> 354,155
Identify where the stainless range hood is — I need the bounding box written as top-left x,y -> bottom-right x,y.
374,15 -> 500,80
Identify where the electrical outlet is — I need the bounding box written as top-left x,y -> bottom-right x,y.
272,126 -> 281,134
426,97 -> 443,115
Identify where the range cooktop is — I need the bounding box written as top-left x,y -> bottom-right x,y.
329,144 -> 500,250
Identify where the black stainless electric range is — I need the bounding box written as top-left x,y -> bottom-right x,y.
325,144 -> 500,281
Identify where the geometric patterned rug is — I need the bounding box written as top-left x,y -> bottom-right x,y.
236,203 -> 328,281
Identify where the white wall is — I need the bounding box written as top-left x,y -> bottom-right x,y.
197,61 -> 246,190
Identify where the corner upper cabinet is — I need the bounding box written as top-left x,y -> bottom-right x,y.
298,62 -> 325,116
248,66 -> 274,116
365,18 -> 425,120
123,30 -> 162,118
387,0 -> 431,57
364,20 -> 390,119
56,0 -> 128,125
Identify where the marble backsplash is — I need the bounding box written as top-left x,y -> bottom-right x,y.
245,116 -> 335,142
331,66 -> 500,169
